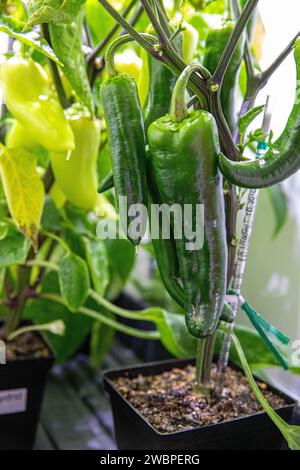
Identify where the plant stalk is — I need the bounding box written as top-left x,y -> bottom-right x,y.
41,24 -> 69,109
213,0 -> 259,85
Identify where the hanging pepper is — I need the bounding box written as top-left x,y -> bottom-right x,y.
5,119 -> 42,153
148,153 -> 234,324
203,16 -> 245,132
218,40 -> 300,189
148,64 -> 230,338
100,35 -> 151,245
147,161 -> 185,308
0,56 -> 75,153
50,105 -> 100,211
141,22 -> 198,132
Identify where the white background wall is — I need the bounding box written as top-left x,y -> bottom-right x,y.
255,0 -> 300,138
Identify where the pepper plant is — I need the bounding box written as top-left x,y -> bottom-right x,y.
0,0 -> 300,448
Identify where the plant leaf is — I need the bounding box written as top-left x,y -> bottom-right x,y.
41,195 -> 61,230
0,14 -> 62,64
267,184 -> 288,239
223,326 -> 300,451
0,224 -> 30,268
28,0 -> 86,26
49,10 -> 94,115
0,146 -> 44,249
0,222 -> 8,240
83,237 -> 109,296
216,325 -> 300,374
85,0 -> 116,46
134,307 -> 196,358
24,271 -> 92,363
89,311 -> 115,369
104,238 -> 136,300
58,252 -> 90,311
238,105 -> 265,135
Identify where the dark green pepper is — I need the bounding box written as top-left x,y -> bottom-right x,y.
142,22 -> 198,132
141,27 -> 182,133
203,18 -> 245,132
218,40 -> 300,189
148,64 -> 230,338
147,161 -> 185,308
100,35 -> 150,245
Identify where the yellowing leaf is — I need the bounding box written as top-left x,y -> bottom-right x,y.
0,145 -> 44,250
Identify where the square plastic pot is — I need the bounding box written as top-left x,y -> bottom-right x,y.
0,329 -> 54,450
103,358 -> 296,450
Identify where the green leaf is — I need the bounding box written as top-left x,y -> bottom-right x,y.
0,146 -> 45,250
62,225 -> 86,258
267,184 -> 288,239
85,0 -> 116,46
0,223 -> 30,267
104,238 -> 135,300
58,252 -> 90,311
0,15 -> 62,64
49,10 -> 94,115
222,326 -> 300,451
131,307 -> 196,358
89,313 -> 115,369
41,195 -> 61,230
83,237 -> 109,296
64,204 -> 97,237
238,105 -> 265,135
28,0 -> 86,26
0,222 -> 8,240
156,310 -> 197,357
24,271 -> 92,363
216,325 -> 300,374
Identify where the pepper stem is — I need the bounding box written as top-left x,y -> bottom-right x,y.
105,32 -> 157,77
170,64 -> 211,122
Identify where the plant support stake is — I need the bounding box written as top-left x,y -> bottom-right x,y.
218,96 -> 272,373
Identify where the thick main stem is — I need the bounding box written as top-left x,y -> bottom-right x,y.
194,335 -> 216,397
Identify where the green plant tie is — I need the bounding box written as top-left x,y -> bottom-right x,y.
226,290 -> 290,370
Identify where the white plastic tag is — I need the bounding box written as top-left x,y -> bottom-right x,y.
0,388 -> 27,415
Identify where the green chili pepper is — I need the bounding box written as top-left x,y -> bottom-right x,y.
50,106 -> 100,211
218,40 -> 300,189
147,161 -> 184,308
148,64 -> 230,338
5,119 -> 43,153
0,55 -> 75,153
203,18 -> 245,132
148,154 -> 233,324
142,22 -> 198,132
100,35 -> 153,245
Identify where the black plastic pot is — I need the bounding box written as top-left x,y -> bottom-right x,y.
0,330 -> 54,450
103,358 -> 296,450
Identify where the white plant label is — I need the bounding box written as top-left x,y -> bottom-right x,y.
0,388 -> 27,415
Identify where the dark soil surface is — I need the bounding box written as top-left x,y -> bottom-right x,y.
5,331 -> 51,362
112,364 -> 288,433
